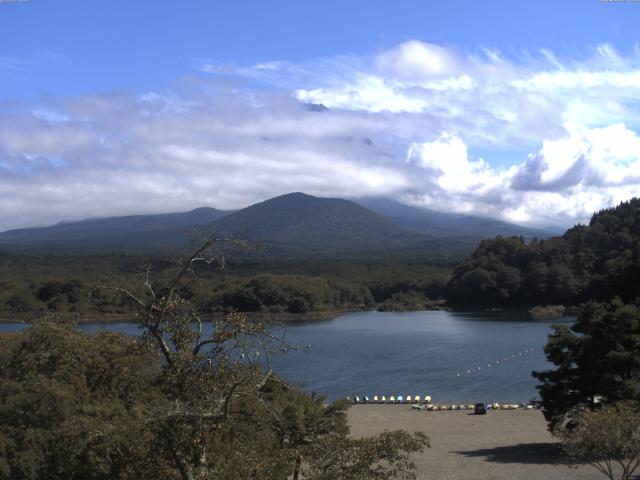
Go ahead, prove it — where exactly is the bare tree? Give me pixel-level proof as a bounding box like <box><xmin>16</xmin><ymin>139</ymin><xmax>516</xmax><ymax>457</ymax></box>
<box><xmin>101</xmin><ymin>239</ymin><xmax>293</xmax><ymax>480</ymax></box>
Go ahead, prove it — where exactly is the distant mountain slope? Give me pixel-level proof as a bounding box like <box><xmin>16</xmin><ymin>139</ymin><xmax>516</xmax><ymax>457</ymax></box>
<box><xmin>0</xmin><ymin>193</ymin><xmax>481</xmax><ymax>258</ymax></box>
<box><xmin>355</xmin><ymin>197</ymin><xmax>555</xmax><ymax>239</ymax></box>
<box><xmin>0</xmin><ymin>207</ymin><xmax>231</xmax><ymax>251</ymax></box>
<box><xmin>207</xmin><ymin>192</ymin><xmax>442</xmax><ymax>256</ymax></box>
<box><xmin>4</xmin><ymin>192</ymin><xmax>551</xmax><ymax>258</ymax></box>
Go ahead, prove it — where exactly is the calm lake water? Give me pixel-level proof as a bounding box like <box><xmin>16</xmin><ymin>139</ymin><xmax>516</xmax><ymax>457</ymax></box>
<box><xmin>1</xmin><ymin>310</ymin><xmax>568</xmax><ymax>404</ymax></box>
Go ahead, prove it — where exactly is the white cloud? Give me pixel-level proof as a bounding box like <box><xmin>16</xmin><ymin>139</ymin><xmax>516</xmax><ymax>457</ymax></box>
<box><xmin>375</xmin><ymin>41</ymin><xmax>462</xmax><ymax>80</ymax></box>
<box><xmin>407</xmin><ymin>133</ymin><xmax>498</xmax><ymax>192</ymax></box>
<box><xmin>406</xmin><ymin>124</ymin><xmax>640</xmax><ymax>227</ymax></box>
<box><xmin>296</xmin><ymin>76</ymin><xmax>428</xmax><ymax>114</ymax></box>
<box><xmin>2</xmin><ymin>41</ymin><xmax>640</xmax><ymax>231</ymax></box>
<box><xmin>0</xmin><ymin>88</ymin><xmax>411</xmax><ymax>230</ymax></box>
<box><xmin>512</xmin><ymin>123</ymin><xmax>640</xmax><ymax>191</ymax></box>
<box><xmin>284</xmin><ymin>41</ymin><xmax>640</xmax><ymax>146</ymax></box>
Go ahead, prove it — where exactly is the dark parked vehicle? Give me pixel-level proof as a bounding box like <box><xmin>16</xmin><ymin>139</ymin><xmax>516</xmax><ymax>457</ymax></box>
<box><xmin>474</xmin><ymin>402</ymin><xmax>487</xmax><ymax>415</ymax></box>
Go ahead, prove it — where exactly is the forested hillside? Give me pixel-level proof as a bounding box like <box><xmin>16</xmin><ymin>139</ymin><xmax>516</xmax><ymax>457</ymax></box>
<box><xmin>0</xmin><ymin>253</ymin><xmax>451</xmax><ymax>320</ymax></box>
<box><xmin>446</xmin><ymin>198</ymin><xmax>640</xmax><ymax>307</ymax></box>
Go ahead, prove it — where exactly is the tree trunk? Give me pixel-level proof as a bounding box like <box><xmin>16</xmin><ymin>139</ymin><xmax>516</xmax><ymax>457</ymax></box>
<box><xmin>293</xmin><ymin>456</ymin><xmax>301</xmax><ymax>480</ymax></box>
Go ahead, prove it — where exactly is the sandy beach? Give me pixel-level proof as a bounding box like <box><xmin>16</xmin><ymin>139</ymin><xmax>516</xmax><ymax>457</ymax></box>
<box><xmin>348</xmin><ymin>405</ymin><xmax>605</xmax><ymax>480</ymax></box>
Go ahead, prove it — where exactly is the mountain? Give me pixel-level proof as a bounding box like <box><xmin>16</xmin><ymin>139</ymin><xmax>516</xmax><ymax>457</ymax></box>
<box><xmin>205</xmin><ymin>192</ymin><xmax>439</xmax><ymax>256</ymax></box>
<box><xmin>0</xmin><ymin>193</ymin><xmax>480</xmax><ymax>258</ymax></box>
<box><xmin>0</xmin><ymin>207</ymin><xmax>231</xmax><ymax>252</ymax></box>
<box><xmin>355</xmin><ymin>197</ymin><xmax>555</xmax><ymax>239</ymax></box>
<box><xmin>3</xmin><ymin>193</ymin><xmax>551</xmax><ymax>258</ymax></box>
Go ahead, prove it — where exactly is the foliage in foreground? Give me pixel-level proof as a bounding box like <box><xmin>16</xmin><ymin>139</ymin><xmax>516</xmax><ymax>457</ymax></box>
<box><xmin>0</xmin><ymin>319</ymin><xmax>428</xmax><ymax>480</ymax></box>
<box><xmin>557</xmin><ymin>404</ymin><xmax>640</xmax><ymax>480</ymax></box>
<box><xmin>0</xmin><ymin>321</ymin><xmax>162</xmax><ymax>480</ymax></box>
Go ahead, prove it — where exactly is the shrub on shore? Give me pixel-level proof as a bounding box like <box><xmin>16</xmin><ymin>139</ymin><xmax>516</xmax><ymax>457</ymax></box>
<box><xmin>529</xmin><ymin>305</ymin><xmax>566</xmax><ymax>319</ymax></box>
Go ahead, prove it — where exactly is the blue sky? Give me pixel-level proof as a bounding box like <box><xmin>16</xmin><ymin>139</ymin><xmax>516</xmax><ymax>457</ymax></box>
<box><xmin>2</xmin><ymin>0</ymin><xmax>639</xmax><ymax>99</ymax></box>
<box><xmin>1</xmin><ymin>0</ymin><xmax>640</xmax><ymax>229</ymax></box>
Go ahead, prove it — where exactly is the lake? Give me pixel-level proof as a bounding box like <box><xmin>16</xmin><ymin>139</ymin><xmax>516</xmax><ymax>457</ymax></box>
<box><xmin>1</xmin><ymin>310</ymin><xmax>566</xmax><ymax>404</ymax></box>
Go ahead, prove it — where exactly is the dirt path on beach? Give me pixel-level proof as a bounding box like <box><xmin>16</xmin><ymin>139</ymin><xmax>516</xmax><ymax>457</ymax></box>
<box><xmin>348</xmin><ymin>405</ymin><xmax>609</xmax><ymax>480</ymax></box>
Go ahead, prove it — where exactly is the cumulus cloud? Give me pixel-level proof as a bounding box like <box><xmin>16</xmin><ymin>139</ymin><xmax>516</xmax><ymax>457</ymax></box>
<box><xmin>407</xmin><ymin>133</ymin><xmax>499</xmax><ymax>192</ymax></box>
<box><xmin>405</xmin><ymin>124</ymin><xmax>640</xmax><ymax>226</ymax></box>
<box><xmin>375</xmin><ymin>41</ymin><xmax>462</xmax><ymax>80</ymax></box>
<box><xmin>2</xmin><ymin>41</ymin><xmax>640</xmax><ymax>231</ymax></box>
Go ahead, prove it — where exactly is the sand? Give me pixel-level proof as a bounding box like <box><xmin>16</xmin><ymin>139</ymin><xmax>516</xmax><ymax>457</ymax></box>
<box><xmin>347</xmin><ymin>405</ymin><xmax>608</xmax><ymax>480</ymax></box>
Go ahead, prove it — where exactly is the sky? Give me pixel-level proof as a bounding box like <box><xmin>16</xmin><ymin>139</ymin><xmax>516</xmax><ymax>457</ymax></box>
<box><xmin>1</xmin><ymin>0</ymin><xmax>640</xmax><ymax>230</ymax></box>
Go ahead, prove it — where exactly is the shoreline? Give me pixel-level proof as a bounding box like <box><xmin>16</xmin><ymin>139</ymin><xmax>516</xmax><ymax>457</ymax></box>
<box><xmin>0</xmin><ymin>308</ymin><xmax>357</xmax><ymax>325</ymax></box>
<box><xmin>0</xmin><ymin>304</ymin><xmax>571</xmax><ymax>325</ymax></box>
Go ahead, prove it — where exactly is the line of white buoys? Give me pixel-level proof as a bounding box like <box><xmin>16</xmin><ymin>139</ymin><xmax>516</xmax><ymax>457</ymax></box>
<box><xmin>456</xmin><ymin>347</ymin><xmax>538</xmax><ymax>378</ymax></box>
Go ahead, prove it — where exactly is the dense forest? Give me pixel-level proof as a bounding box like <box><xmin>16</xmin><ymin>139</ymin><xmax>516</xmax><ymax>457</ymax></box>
<box><xmin>446</xmin><ymin>198</ymin><xmax>640</xmax><ymax>308</ymax></box>
<box><xmin>0</xmin><ymin>253</ymin><xmax>451</xmax><ymax>321</ymax></box>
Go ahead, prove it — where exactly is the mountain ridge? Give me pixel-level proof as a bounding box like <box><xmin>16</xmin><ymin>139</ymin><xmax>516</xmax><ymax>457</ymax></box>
<box><xmin>0</xmin><ymin>193</ymin><xmax>553</xmax><ymax>257</ymax></box>
<box><xmin>354</xmin><ymin>197</ymin><xmax>556</xmax><ymax>239</ymax></box>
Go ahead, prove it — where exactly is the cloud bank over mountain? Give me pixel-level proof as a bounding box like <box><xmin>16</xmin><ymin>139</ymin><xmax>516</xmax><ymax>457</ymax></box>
<box><xmin>1</xmin><ymin>41</ymin><xmax>639</xmax><ymax>230</ymax></box>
